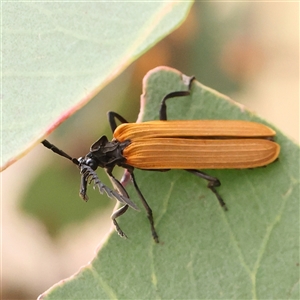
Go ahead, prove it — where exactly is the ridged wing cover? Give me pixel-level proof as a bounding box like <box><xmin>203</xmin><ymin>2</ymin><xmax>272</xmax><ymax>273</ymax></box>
<box><xmin>113</xmin><ymin>120</ymin><xmax>280</xmax><ymax>169</ymax></box>
<box><xmin>113</xmin><ymin>120</ymin><xmax>276</xmax><ymax>140</ymax></box>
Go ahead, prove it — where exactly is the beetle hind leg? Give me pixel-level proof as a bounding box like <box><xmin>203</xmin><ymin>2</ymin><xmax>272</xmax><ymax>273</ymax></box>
<box><xmin>185</xmin><ymin>169</ymin><xmax>228</xmax><ymax>210</ymax></box>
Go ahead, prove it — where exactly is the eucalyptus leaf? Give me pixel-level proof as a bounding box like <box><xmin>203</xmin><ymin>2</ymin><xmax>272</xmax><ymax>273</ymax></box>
<box><xmin>1</xmin><ymin>1</ymin><xmax>193</xmax><ymax>170</ymax></box>
<box><xmin>40</xmin><ymin>67</ymin><xmax>299</xmax><ymax>299</ymax></box>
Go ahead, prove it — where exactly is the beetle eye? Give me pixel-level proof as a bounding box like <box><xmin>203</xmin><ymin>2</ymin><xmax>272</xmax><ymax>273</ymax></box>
<box><xmin>85</xmin><ymin>158</ymin><xmax>98</xmax><ymax>170</ymax></box>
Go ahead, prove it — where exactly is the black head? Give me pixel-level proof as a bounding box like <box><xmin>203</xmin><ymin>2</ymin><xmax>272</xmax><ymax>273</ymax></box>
<box><xmin>41</xmin><ymin>139</ymin><xmax>102</xmax><ymax>201</ymax></box>
<box><xmin>41</xmin><ymin>138</ymin><xmax>134</xmax><ymax>207</ymax></box>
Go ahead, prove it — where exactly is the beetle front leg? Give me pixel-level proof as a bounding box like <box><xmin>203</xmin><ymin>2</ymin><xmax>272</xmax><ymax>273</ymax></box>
<box><xmin>107</xmin><ymin>111</ymin><xmax>129</xmax><ymax>132</ymax></box>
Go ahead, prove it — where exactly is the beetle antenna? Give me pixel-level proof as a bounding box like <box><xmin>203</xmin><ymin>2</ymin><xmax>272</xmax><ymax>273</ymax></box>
<box><xmin>80</xmin><ymin>164</ymin><xmax>138</xmax><ymax>210</ymax></box>
<box><xmin>41</xmin><ymin>140</ymin><xmax>79</xmax><ymax>165</ymax></box>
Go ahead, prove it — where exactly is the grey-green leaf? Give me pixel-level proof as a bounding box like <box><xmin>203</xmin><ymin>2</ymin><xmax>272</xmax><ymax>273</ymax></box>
<box><xmin>40</xmin><ymin>67</ymin><xmax>299</xmax><ymax>299</ymax></box>
<box><xmin>1</xmin><ymin>2</ymin><xmax>193</xmax><ymax>170</ymax></box>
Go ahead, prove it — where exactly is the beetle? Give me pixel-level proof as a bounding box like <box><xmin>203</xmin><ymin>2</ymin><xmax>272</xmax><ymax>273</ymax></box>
<box><xmin>42</xmin><ymin>76</ymin><xmax>280</xmax><ymax>243</ymax></box>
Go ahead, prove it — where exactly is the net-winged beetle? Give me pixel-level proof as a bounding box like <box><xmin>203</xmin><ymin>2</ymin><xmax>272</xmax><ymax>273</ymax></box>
<box><xmin>42</xmin><ymin>76</ymin><xmax>280</xmax><ymax>243</ymax></box>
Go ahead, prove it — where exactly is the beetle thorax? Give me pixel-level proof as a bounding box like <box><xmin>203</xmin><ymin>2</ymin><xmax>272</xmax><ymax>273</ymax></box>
<box><xmin>79</xmin><ymin>136</ymin><xmax>130</xmax><ymax>169</ymax></box>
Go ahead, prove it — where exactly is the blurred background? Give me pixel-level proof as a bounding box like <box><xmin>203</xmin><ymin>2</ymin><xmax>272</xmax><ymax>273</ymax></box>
<box><xmin>2</xmin><ymin>2</ymin><xmax>299</xmax><ymax>299</ymax></box>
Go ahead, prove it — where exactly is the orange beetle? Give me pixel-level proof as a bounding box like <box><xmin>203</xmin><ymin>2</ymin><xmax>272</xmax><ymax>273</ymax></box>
<box><xmin>42</xmin><ymin>76</ymin><xmax>280</xmax><ymax>242</ymax></box>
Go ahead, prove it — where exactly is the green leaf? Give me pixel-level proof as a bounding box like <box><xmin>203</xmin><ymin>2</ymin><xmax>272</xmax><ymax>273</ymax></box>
<box><xmin>1</xmin><ymin>1</ymin><xmax>193</xmax><ymax>171</ymax></box>
<box><xmin>40</xmin><ymin>67</ymin><xmax>299</xmax><ymax>299</ymax></box>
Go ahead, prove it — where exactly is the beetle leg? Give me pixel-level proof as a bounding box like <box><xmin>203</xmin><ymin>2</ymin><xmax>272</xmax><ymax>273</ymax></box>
<box><xmin>107</xmin><ymin>111</ymin><xmax>129</xmax><ymax>132</ymax></box>
<box><xmin>130</xmin><ymin>171</ymin><xmax>159</xmax><ymax>243</ymax></box>
<box><xmin>185</xmin><ymin>169</ymin><xmax>228</xmax><ymax>210</ymax></box>
<box><xmin>159</xmin><ymin>76</ymin><xmax>195</xmax><ymax>121</ymax></box>
<box><xmin>105</xmin><ymin>169</ymin><xmax>139</xmax><ymax>210</ymax></box>
<box><xmin>111</xmin><ymin>205</ymin><xmax>129</xmax><ymax>239</ymax></box>
<box><xmin>105</xmin><ymin>168</ymin><xmax>141</xmax><ymax>239</ymax></box>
